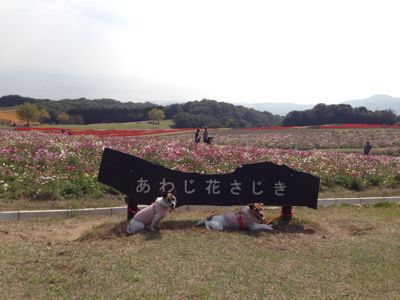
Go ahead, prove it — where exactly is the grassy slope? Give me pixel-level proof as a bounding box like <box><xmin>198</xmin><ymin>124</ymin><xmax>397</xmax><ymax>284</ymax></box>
<box><xmin>36</xmin><ymin>119</ymin><xmax>175</xmax><ymax>130</ymax></box>
<box><xmin>0</xmin><ymin>106</ymin><xmax>175</xmax><ymax>129</ymax></box>
<box><xmin>0</xmin><ymin>205</ymin><xmax>399</xmax><ymax>299</ymax></box>
<box><xmin>0</xmin><ymin>109</ymin><xmax>20</xmax><ymax>124</ymax></box>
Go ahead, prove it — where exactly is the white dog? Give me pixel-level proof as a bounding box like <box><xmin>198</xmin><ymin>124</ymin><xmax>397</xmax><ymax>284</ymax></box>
<box><xmin>127</xmin><ymin>192</ymin><xmax>177</xmax><ymax>235</ymax></box>
<box><xmin>196</xmin><ymin>203</ymin><xmax>273</xmax><ymax>231</ymax></box>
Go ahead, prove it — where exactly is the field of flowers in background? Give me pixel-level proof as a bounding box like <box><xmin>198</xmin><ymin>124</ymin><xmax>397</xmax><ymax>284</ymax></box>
<box><xmin>1</xmin><ymin>127</ymin><xmax>400</xmax><ymax>201</ymax></box>
<box><xmin>216</xmin><ymin>128</ymin><xmax>400</xmax><ymax>150</ymax></box>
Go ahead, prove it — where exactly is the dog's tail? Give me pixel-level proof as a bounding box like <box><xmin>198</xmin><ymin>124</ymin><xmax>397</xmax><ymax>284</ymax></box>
<box><xmin>195</xmin><ymin>219</ymin><xmax>206</xmax><ymax>226</ymax></box>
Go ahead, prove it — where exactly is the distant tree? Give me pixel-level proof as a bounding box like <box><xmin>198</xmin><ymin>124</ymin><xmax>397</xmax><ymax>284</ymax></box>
<box><xmin>148</xmin><ymin>108</ymin><xmax>165</xmax><ymax>124</ymax></box>
<box><xmin>38</xmin><ymin>108</ymin><xmax>50</xmax><ymax>123</ymax></box>
<box><xmin>164</xmin><ymin>103</ymin><xmax>183</xmax><ymax>118</ymax></box>
<box><xmin>172</xmin><ymin>113</ymin><xmax>195</xmax><ymax>128</ymax></box>
<box><xmin>16</xmin><ymin>102</ymin><xmax>41</xmax><ymax>126</ymax></box>
<box><xmin>225</xmin><ymin>118</ymin><xmax>238</xmax><ymax>128</ymax></box>
<box><xmin>57</xmin><ymin>112</ymin><xmax>70</xmax><ymax>124</ymax></box>
<box><xmin>68</xmin><ymin>114</ymin><xmax>84</xmax><ymax>125</ymax></box>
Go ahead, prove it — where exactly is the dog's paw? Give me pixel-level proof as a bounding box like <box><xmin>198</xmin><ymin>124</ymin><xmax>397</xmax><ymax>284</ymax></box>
<box><xmin>265</xmin><ymin>225</ymin><xmax>274</xmax><ymax>230</ymax></box>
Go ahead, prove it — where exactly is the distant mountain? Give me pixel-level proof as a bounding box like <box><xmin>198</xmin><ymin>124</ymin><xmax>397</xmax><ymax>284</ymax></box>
<box><xmin>150</xmin><ymin>100</ymin><xmax>186</xmax><ymax>106</ymax></box>
<box><xmin>342</xmin><ymin>94</ymin><xmax>400</xmax><ymax>114</ymax></box>
<box><xmin>237</xmin><ymin>102</ymin><xmax>314</xmax><ymax>116</ymax></box>
<box><xmin>238</xmin><ymin>94</ymin><xmax>400</xmax><ymax>115</ymax></box>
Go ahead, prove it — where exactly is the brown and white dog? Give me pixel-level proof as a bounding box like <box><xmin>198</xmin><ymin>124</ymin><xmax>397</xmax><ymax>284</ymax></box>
<box><xmin>196</xmin><ymin>203</ymin><xmax>273</xmax><ymax>231</ymax></box>
<box><xmin>127</xmin><ymin>192</ymin><xmax>177</xmax><ymax>235</ymax></box>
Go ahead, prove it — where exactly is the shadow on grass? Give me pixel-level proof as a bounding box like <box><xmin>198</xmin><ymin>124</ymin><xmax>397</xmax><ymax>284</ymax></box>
<box><xmin>272</xmin><ymin>223</ymin><xmax>316</xmax><ymax>235</ymax></box>
<box><xmin>78</xmin><ymin>218</ymin><xmax>316</xmax><ymax>241</ymax></box>
<box><xmin>159</xmin><ymin>219</ymin><xmax>198</xmax><ymax>229</ymax></box>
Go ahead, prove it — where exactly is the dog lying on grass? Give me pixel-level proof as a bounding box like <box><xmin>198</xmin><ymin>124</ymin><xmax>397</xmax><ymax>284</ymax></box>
<box><xmin>196</xmin><ymin>203</ymin><xmax>273</xmax><ymax>231</ymax></box>
<box><xmin>127</xmin><ymin>192</ymin><xmax>177</xmax><ymax>235</ymax></box>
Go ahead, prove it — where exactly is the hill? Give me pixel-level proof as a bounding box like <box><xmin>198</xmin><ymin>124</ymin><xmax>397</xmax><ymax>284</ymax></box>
<box><xmin>282</xmin><ymin>103</ymin><xmax>398</xmax><ymax>126</ymax></box>
<box><xmin>0</xmin><ymin>95</ymin><xmax>281</xmax><ymax>128</ymax></box>
<box><xmin>238</xmin><ymin>102</ymin><xmax>313</xmax><ymax>116</ymax></box>
<box><xmin>236</xmin><ymin>95</ymin><xmax>400</xmax><ymax>115</ymax></box>
<box><xmin>342</xmin><ymin>94</ymin><xmax>400</xmax><ymax>114</ymax></box>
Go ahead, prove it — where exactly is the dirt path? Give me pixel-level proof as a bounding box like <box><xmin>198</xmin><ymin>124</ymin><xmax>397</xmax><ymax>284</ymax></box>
<box><xmin>0</xmin><ymin>216</ymin><xmax>120</xmax><ymax>244</ymax></box>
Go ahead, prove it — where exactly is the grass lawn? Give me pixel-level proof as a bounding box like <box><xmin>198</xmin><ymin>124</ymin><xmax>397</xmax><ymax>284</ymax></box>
<box><xmin>0</xmin><ymin>205</ymin><xmax>399</xmax><ymax>299</ymax></box>
<box><xmin>35</xmin><ymin>119</ymin><xmax>175</xmax><ymax>130</ymax></box>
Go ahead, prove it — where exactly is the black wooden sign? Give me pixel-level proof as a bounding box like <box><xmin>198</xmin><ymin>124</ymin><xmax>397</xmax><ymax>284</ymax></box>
<box><xmin>98</xmin><ymin>148</ymin><xmax>320</xmax><ymax>209</ymax></box>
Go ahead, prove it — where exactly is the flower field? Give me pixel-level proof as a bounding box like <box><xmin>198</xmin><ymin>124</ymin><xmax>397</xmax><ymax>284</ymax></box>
<box><xmin>15</xmin><ymin>127</ymin><xmax>191</xmax><ymax>137</ymax></box>
<box><xmin>1</xmin><ymin>128</ymin><xmax>400</xmax><ymax>200</ymax></box>
<box><xmin>214</xmin><ymin>128</ymin><xmax>400</xmax><ymax>150</ymax></box>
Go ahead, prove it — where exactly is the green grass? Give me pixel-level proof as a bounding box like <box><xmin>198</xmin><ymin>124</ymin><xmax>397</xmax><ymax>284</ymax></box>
<box><xmin>0</xmin><ymin>206</ymin><xmax>399</xmax><ymax>299</ymax></box>
<box><xmin>35</xmin><ymin>119</ymin><xmax>175</xmax><ymax>130</ymax></box>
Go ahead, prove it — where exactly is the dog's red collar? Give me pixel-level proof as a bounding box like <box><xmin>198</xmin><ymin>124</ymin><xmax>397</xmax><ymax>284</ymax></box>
<box><xmin>128</xmin><ymin>207</ymin><xmax>139</xmax><ymax>215</ymax></box>
<box><xmin>236</xmin><ymin>212</ymin><xmax>247</xmax><ymax>229</ymax></box>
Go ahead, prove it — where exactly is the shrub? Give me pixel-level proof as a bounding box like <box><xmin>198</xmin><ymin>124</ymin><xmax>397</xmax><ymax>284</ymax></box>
<box><xmin>366</xmin><ymin>174</ymin><xmax>383</xmax><ymax>186</ymax></box>
<box><xmin>337</xmin><ymin>175</ymin><xmax>364</xmax><ymax>191</ymax></box>
<box><xmin>32</xmin><ymin>189</ymin><xmax>59</xmax><ymax>201</ymax></box>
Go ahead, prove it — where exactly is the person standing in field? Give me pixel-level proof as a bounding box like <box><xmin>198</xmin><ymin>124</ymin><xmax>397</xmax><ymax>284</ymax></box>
<box><xmin>203</xmin><ymin>128</ymin><xmax>209</xmax><ymax>143</ymax></box>
<box><xmin>194</xmin><ymin>129</ymin><xmax>201</xmax><ymax>143</ymax></box>
<box><xmin>364</xmin><ymin>141</ymin><xmax>372</xmax><ymax>155</ymax></box>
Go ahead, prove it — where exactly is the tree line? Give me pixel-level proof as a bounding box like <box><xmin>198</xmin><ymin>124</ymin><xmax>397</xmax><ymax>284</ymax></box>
<box><xmin>1</xmin><ymin>95</ymin><xmax>398</xmax><ymax>127</ymax></box>
<box><xmin>281</xmin><ymin>103</ymin><xmax>397</xmax><ymax>126</ymax></box>
<box><xmin>0</xmin><ymin>95</ymin><xmax>280</xmax><ymax>127</ymax></box>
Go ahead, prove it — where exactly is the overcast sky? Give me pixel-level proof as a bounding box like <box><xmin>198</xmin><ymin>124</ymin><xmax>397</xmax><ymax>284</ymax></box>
<box><xmin>0</xmin><ymin>0</ymin><xmax>399</xmax><ymax>104</ymax></box>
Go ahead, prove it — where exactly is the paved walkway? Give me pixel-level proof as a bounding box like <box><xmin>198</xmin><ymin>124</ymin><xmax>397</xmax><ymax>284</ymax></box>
<box><xmin>1</xmin><ymin>197</ymin><xmax>399</xmax><ymax>221</ymax></box>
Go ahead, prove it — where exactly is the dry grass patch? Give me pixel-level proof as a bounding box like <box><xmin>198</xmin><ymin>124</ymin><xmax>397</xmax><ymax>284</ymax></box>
<box><xmin>0</xmin><ymin>109</ymin><xmax>20</xmax><ymax>124</ymax></box>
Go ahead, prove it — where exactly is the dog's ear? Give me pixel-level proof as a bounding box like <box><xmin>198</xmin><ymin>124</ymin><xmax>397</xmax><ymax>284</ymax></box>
<box><xmin>248</xmin><ymin>203</ymin><xmax>256</xmax><ymax>209</ymax></box>
<box><xmin>162</xmin><ymin>189</ymin><xmax>177</xmax><ymax>200</ymax></box>
<box><xmin>168</xmin><ymin>188</ymin><xmax>177</xmax><ymax>198</ymax></box>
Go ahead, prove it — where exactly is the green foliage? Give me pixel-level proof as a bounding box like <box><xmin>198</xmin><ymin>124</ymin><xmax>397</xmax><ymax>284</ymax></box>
<box><xmin>172</xmin><ymin>99</ymin><xmax>281</xmax><ymax>128</ymax></box>
<box><xmin>1</xmin><ymin>95</ymin><xmax>157</xmax><ymax>124</ymax></box>
<box><xmin>16</xmin><ymin>102</ymin><xmax>41</xmax><ymax>126</ymax></box>
<box><xmin>282</xmin><ymin>103</ymin><xmax>398</xmax><ymax>126</ymax></box>
<box><xmin>61</xmin><ymin>177</ymin><xmax>98</xmax><ymax>198</ymax></box>
<box><xmin>147</xmin><ymin>108</ymin><xmax>165</xmax><ymax>124</ymax></box>
<box><xmin>3</xmin><ymin>96</ymin><xmax>284</xmax><ymax>127</ymax></box>
<box><xmin>3</xmin><ymin>95</ymin><xmax>400</xmax><ymax>127</ymax></box>
<box><xmin>366</xmin><ymin>174</ymin><xmax>383</xmax><ymax>186</ymax></box>
<box><xmin>336</xmin><ymin>175</ymin><xmax>364</xmax><ymax>190</ymax></box>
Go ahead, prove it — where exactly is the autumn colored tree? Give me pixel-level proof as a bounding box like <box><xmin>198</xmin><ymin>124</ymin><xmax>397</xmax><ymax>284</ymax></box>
<box><xmin>39</xmin><ymin>108</ymin><xmax>49</xmax><ymax>123</ymax></box>
<box><xmin>57</xmin><ymin>112</ymin><xmax>70</xmax><ymax>124</ymax></box>
<box><xmin>16</xmin><ymin>102</ymin><xmax>41</xmax><ymax>126</ymax></box>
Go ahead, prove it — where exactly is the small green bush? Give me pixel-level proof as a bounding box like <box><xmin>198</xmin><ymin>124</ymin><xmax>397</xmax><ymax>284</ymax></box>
<box><xmin>337</xmin><ymin>175</ymin><xmax>364</xmax><ymax>191</ymax></box>
<box><xmin>366</xmin><ymin>174</ymin><xmax>383</xmax><ymax>187</ymax></box>
<box><xmin>32</xmin><ymin>189</ymin><xmax>59</xmax><ymax>201</ymax></box>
